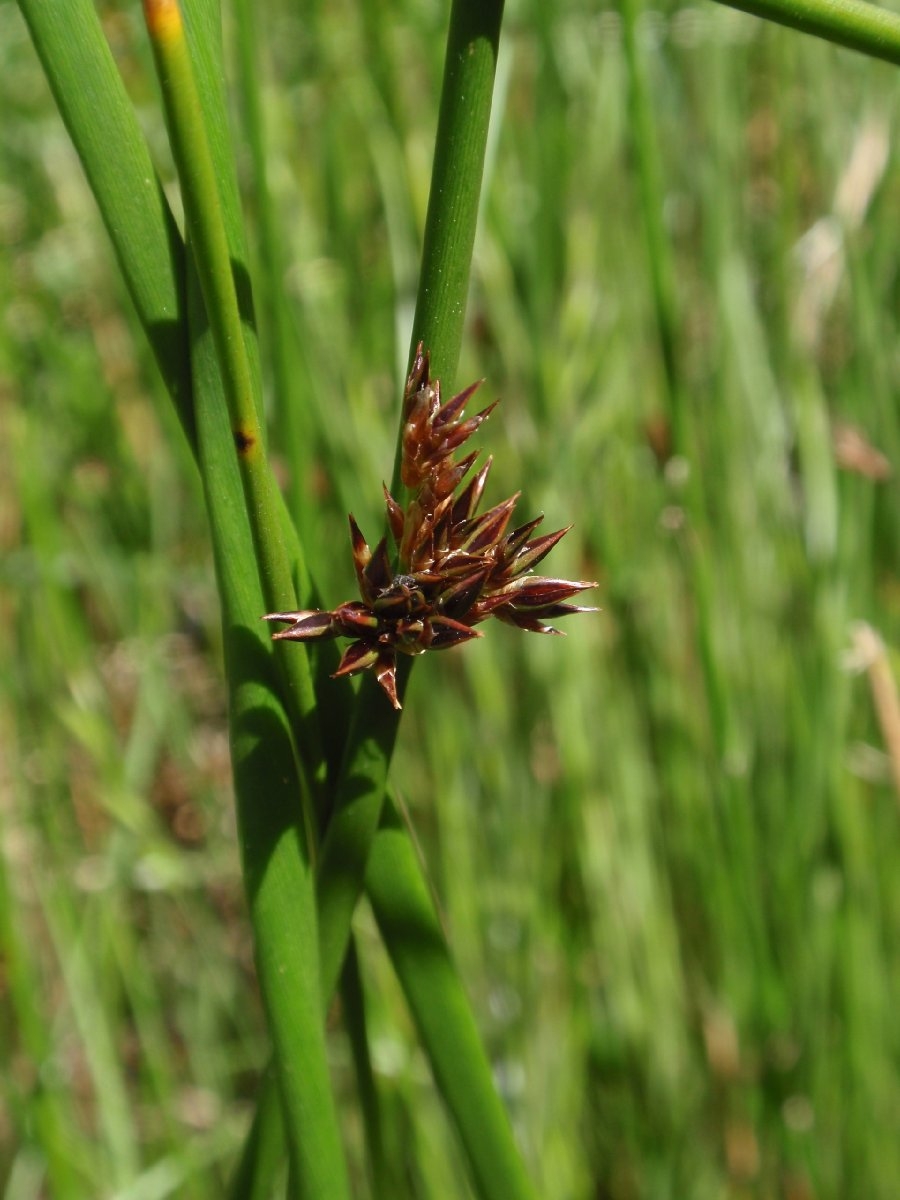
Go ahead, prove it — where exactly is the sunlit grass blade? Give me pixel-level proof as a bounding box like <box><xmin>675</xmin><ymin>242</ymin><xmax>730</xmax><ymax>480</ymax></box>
<box><xmin>365</xmin><ymin>794</ymin><xmax>538</xmax><ymax>1200</ymax></box>
<box><xmin>141</xmin><ymin>0</ymin><xmax>324</xmax><ymax>786</ymax></box>
<box><xmin>17</xmin><ymin>0</ymin><xmax>194</xmax><ymax>446</ymax></box>
<box><xmin>187</xmin><ymin>261</ymin><xmax>350</xmax><ymax>1199</ymax></box>
<box><xmin>713</xmin><ymin>0</ymin><xmax>900</xmax><ymax>63</ymax></box>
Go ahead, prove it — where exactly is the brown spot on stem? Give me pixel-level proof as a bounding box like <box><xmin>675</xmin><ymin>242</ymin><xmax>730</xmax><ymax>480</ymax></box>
<box><xmin>233</xmin><ymin>429</ymin><xmax>255</xmax><ymax>454</ymax></box>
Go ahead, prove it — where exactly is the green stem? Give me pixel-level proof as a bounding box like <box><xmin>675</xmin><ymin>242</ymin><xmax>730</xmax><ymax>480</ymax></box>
<box><xmin>315</xmin><ymin>661</ymin><xmax>409</xmax><ymax>1002</ymax></box>
<box><xmin>315</xmin><ymin>0</ymin><xmax>505</xmax><ymax>1018</ymax></box>
<box><xmin>143</xmin><ymin>0</ymin><xmax>322</xmax><ymax>796</ymax></box>
<box><xmin>17</xmin><ymin>0</ymin><xmax>194</xmax><ymax>447</ymax></box>
<box><xmin>226</xmin><ymin>1062</ymin><xmax>285</xmax><ymax>1200</ymax></box>
<box><xmin>619</xmin><ymin>0</ymin><xmax>686</xmax><ymax>456</ymax></box>
<box><xmin>231</xmin><ymin>0</ymin><xmax>310</xmax><ymax>524</ymax></box>
<box><xmin>188</xmin><ymin>261</ymin><xmax>349</xmax><ymax>1200</ymax></box>
<box><xmin>339</xmin><ymin>937</ymin><xmax>390</xmax><ymax>1198</ymax></box>
<box><xmin>619</xmin><ymin>0</ymin><xmax>731</xmax><ymax>759</ymax></box>
<box><xmin>711</xmin><ymin>0</ymin><xmax>900</xmax><ymax>64</ymax></box>
<box><xmin>146</xmin><ymin>3</ymin><xmax>348</xmax><ymax>1193</ymax></box>
<box><xmin>365</xmin><ymin>794</ymin><xmax>538</xmax><ymax>1200</ymax></box>
<box><xmin>392</xmin><ymin>0</ymin><xmax>507</xmax><ymax>497</ymax></box>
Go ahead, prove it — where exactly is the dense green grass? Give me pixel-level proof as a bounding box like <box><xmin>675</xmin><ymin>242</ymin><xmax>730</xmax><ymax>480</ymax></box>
<box><xmin>3</xmin><ymin>0</ymin><xmax>900</xmax><ymax>1196</ymax></box>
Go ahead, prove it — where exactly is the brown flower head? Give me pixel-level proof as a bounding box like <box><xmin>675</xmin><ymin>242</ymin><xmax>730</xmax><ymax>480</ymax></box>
<box><xmin>265</xmin><ymin>345</ymin><xmax>597</xmax><ymax>709</ymax></box>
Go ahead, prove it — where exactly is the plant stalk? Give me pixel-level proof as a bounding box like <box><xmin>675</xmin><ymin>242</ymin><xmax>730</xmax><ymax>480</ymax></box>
<box><xmin>713</xmin><ymin>0</ymin><xmax>900</xmax><ymax>64</ymax></box>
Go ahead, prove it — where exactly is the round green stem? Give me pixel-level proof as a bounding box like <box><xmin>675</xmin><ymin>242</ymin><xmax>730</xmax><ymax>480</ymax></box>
<box><xmin>712</xmin><ymin>0</ymin><xmax>900</xmax><ymax>65</ymax></box>
<box><xmin>143</xmin><ymin>0</ymin><xmax>322</xmax><ymax>789</ymax></box>
<box><xmin>316</xmin><ymin>0</ymin><xmax>506</xmax><ymax>1013</ymax></box>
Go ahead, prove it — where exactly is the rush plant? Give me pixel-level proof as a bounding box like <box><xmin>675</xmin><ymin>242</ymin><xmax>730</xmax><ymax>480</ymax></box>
<box><xmin>13</xmin><ymin>0</ymin><xmax>900</xmax><ymax>1196</ymax></box>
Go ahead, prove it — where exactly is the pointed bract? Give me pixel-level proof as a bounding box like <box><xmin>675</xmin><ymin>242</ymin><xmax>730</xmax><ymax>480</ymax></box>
<box><xmin>333</xmin><ymin>641</ymin><xmax>381</xmax><ymax>678</ymax></box>
<box><xmin>506</xmin><ymin>526</ymin><xmax>572</xmax><ymax>575</ymax></box>
<box><xmin>383</xmin><ymin>485</ymin><xmax>405</xmax><ymax>544</ymax></box>
<box><xmin>265</xmin><ymin>610</ymin><xmax>341</xmax><ymax>640</ymax></box>
<box><xmin>363</xmin><ymin>535</ymin><xmax>393</xmax><ymax>595</ymax></box>
<box><xmin>375</xmin><ymin>657</ymin><xmax>401</xmax><ymax>709</ymax></box>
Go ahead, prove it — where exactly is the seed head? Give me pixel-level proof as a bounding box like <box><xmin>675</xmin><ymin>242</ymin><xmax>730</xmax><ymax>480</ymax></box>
<box><xmin>265</xmin><ymin>345</ymin><xmax>597</xmax><ymax>709</ymax></box>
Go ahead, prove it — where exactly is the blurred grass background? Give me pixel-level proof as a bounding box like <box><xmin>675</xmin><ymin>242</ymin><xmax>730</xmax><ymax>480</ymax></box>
<box><xmin>2</xmin><ymin>0</ymin><xmax>900</xmax><ymax>1197</ymax></box>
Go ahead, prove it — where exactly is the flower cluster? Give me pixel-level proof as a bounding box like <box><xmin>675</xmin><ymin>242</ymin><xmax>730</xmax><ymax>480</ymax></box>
<box><xmin>265</xmin><ymin>345</ymin><xmax>597</xmax><ymax>709</ymax></box>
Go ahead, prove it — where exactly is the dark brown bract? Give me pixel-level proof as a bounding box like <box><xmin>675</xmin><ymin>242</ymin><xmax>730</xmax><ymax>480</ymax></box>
<box><xmin>265</xmin><ymin>345</ymin><xmax>597</xmax><ymax>709</ymax></box>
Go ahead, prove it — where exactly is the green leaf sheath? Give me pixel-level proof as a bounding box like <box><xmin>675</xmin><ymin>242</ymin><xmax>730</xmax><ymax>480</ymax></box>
<box><xmin>17</xmin><ymin>0</ymin><xmax>194</xmax><ymax>447</ymax></box>
<box><xmin>712</xmin><ymin>0</ymin><xmax>900</xmax><ymax>64</ymax></box>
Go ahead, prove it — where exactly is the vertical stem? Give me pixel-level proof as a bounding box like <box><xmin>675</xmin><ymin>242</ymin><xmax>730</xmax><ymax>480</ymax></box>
<box><xmin>316</xmin><ymin>0</ymin><xmax>505</xmax><ymax>1004</ymax></box>
<box><xmin>143</xmin><ymin>0</ymin><xmax>322</xmax><ymax>787</ymax></box>
<box><xmin>392</xmin><ymin>0</ymin><xmax>506</xmax><ymax>497</ymax></box>
<box><xmin>226</xmin><ymin>1062</ymin><xmax>285</xmax><ymax>1200</ymax></box>
<box><xmin>619</xmin><ymin>0</ymin><xmax>731</xmax><ymax>759</ymax></box>
<box><xmin>619</xmin><ymin>0</ymin><xmax>686</xmax><ymax>455</ymax></box>
<box><xmin>340</xmin><ymin>937</ymin><xmax>390</xmax><ymax>1198</ymax></box>
<box><xmin>365</xmin><ymin>794</ymin><xmax>538</xmax><ymax>1200</ymax></box>
<box><xmin>712</xmin><ymin>0</ymin><xmax>900</xmax><ymax>63</ymax></box>
<box><xmin>145</xmin><ymin>4</ymin><xmax>348</xmax><ymax>1193</ymax></box>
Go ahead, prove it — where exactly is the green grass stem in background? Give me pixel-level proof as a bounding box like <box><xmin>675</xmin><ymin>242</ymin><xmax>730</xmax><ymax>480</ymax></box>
<box><xmin>714</xmin><ymin>0</ymin><xmax>900</xmax><ymax>63</ymax></box>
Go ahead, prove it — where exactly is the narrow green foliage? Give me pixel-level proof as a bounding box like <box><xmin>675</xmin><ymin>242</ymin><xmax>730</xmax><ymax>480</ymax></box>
<box><xmin>226</xmin><ymin>1063</ymin><xmax>285</xmax><ymax>1200</ymax></box>
<box><xmin>12</xmin><ymin>2</ymin><xmax>900</xmax><ymax>1198</ymax></box>
<box><xmin>396</xmin><ymin>0</ymin><xmax>506</xmax><ymax>493</ymax></box>
<box><xmin>188</xmin><ymin>262</ymin><xmax>349</xmax><ymax>1199</ymax></box>
<box><xmin>714</xmin><ymin>0</ymin><xmax>900</xmax><ymax>63</ymax></box>
<box><xmin>339</xmin><ymin>938</ymin><xmax>389</xmax><ymax>1198</ymax></box>
<box><xmin>142</xmin><ymin>3</ymin><xmax>348</xmax><ymax>1192</ymax></box>
<box><xmin>142</xmin><ymin>0</ymin><xmax>322</xmax><ymax>785</ymax></box>
<box><xmin>366</xmin><ymin>795</ymin><xmax>540</xmax><ymax>1200</ymax></box>
<box><xmin>17</xmin><ymin>0</ymin><xmax>194</xmax><ymax>444</ymax></box>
